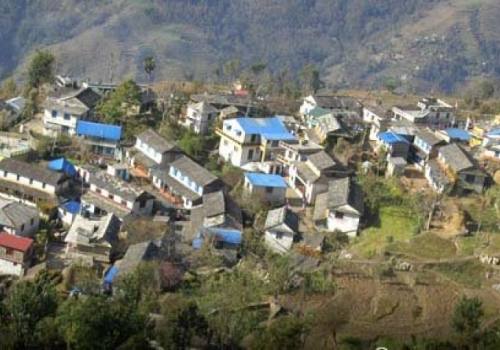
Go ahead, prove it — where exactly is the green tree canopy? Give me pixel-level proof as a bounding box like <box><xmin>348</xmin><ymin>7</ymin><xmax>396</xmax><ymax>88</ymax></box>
<box><xmin>97</xmin><ymin>79</ymin><xmax>142</xmax><ymax>123</ymax></box>
<box><xmin>27</xmin><ymin>50</ymin><xmax>55</xmax><ymax>89</ymax></box>
<box><xmin>452</xmin><ymin>296</ymin><xmax>484</xmax><ymax>345</ymax></box>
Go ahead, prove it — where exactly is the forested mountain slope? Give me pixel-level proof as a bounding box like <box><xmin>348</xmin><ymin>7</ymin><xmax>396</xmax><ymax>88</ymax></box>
<box><xmin>1</xmin><ymin>0</ymin><xmax>500</xmax><ymax>92</ymax></box>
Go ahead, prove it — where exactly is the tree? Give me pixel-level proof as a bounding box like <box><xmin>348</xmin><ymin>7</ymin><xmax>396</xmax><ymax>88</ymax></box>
<box><xmin>97</xmin><ymin>79</ymin><xmax>142</xmax><ymax>123</ymax></box>
<box><xmin>300</xmin><ymin>64</ymin><xmax>323</xmax><ymax>94</ymax></box>
<box><xmin>0</xmin><ymin>77</ymin><xmax>18</xmax><ymax>99</ymax></box>
<box><xmin>27</xmin><ymin>50</ymin><xmax>55</xmax><ymax>89</ymax></box>
<box><xmin>2</xmin><ymin>271</ymin><xmax>59</xmax><ymax>348</ymax></box>
<box><xmin>477</xmin><ymin>80</ymin><xmax>495</xmax><ymax>100</ymax></box>
<box><xmin>452</xmin><ymin>296</ymin><xmax>484</xmax><ymax>345</ymax></box>
<box><xmin>143</xmin><ymin>56</ymin><xmax>156</xmax><ymax>82</ymax></box>
<box><xmin>178</xmin><ymin>131</ymin><xmax>204</xmax><ymax>159</ymax></box>
<box><xmin>247</xmin><ymin>316</ymin><xmax>310</xmax><ymax>350</ymax></box>
<box><xmin>56</xmin><ymin>296</ymin><xmax>146</xmax><ymax>350</ymax></box>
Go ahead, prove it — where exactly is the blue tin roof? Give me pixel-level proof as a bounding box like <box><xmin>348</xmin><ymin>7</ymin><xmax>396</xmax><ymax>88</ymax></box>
<box><xmin>76</xmin><ymin>120</ymin><xmax>122</xmax><ymax>141</ymax></box>
<box><xmin>193</xmin><ymin>227</ymin><xmax>243</xmax><ymax>249</ymax></box>
<box><xmin>486</xmin><ymin>128</ymin><xmax>500</xmax><ymax>137</ymax></box>
<box><xmin>378</xmin><ymin>131</ymin><xmax>409</xmax><ymax>145</ymax></box>
<box><xmin>244</xmin><ymin>172</ymin><xmax>287</xmax><ymax>188</ymax></box>
<box><xmin>103</xmin><ymin>265</ymin><xmax>119</xmax><ymax>284</ymax></box>
<box><xmin>61</xmin><ymin>200</ymin><xmax>81</xmax><ymax>214</ymax></box>
<box><xmin>48</xmin><ymin>158</ymin><xmax>77</xmax><ymax>176</ymax></box>
<box><xmin>234</xmin><ymin>117</ymin><xmax>296</xmax><ymax>141</ymax></box>
<box><xmin>445</xmin><ymin>128</ymin><xmax>470</xmax><ymax>142</ymax></box>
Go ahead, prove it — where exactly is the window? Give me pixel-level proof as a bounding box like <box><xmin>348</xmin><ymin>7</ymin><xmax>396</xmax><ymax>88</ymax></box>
<box><xmin>271</xmin><ymin>140</ymin><xmax>279</xmax><ymax>147</ymax></box>
<box><xmin>225</xmin><ymin>124</ymin><xmax>232</xmax><ymax>131</ymax></box>
<box><xmin>139</xmin><ymin>200</ymin><xmax>146</xmax><ymax>209</ymax></box>
<box><xmin>16</xmin><ymin>175</ymin><xmax>20</xmax><ymax>181</ymax></box>
<box><xmin>465</xmin><ymin>174</ymin><xmax>475</xmax><ymax>183</ymax></box>
<box><xmin>108</xmin><ymin>194</ymin><xmax>114</xmax><ymax>200</ymax></box>
<box><xmin>6</xmin><ymin>247</ymin><xmax>13</xmax><ymax>256</ymax></box>
<box><xmin>51</xmin><ymin>110</ymin><xmax>57</xmax><ymax>118</ymax></box>
<box><xmin>29</xmin><ymin>178</ymin><xmax>33</xmax><ymax>185</ymax></box>
<box><xmin>42</xmin><ymin>183</ymin><xmax>46</xmax><ymax>189</ymax></box>
<box><xmin>236</xmin><ymin>131</ymin><xmax>242</xmax><ymax>137</ymax></box>
<box><xmin>233</xmin><ymin>145</ymin><xmax>238</xmax><ymax>152</ymax></box>
<box><xmin>30</xmin><ymin>218</ymin><xmax>34</xmax><ymax>226</ymax></box>
<box><xmin>248</xmin><ymin>149</ymin><xmax>254</xmax><ymax>160</ymax></box>
<box><xmin>223</xmin><ymin>140</ymin><xmax>228</xmax><ymax>146</ymax></box>
<box><xmin>21</xmin><ymin>224</ymin><xmax>25</xmax><ymax>232</ymax></box>
<box><xmin>265</xmin><ymin>187</ymin><xmax>274</xmax><ymax>194</ymax></box>
<box><xmin>63</xmin><ymin>113</ymin><xmax>71</xmax><ymax>120</ymax></box>
<box><xmin>3</xmin><ymin>171</ymin><xmax>7</xmax><ymax>177</ymax></box>
<box><xmin>250</xmin><ymin>134</ymin><xmax>257</xmax><ymax>143</ymax></box>
<box><xmin>276</xmin><ymin>232</ymin><xmax>284</xmax><ymax>239</ymax></box>
<box><xmin>96</xmin><ymin>188</ymin><xmax>101</xmax><ymax>194</ymax></box>
<box><xmin>334</xmin><ymin>211</ymin><xmax>344</xmax><ymax>219</ymax></box>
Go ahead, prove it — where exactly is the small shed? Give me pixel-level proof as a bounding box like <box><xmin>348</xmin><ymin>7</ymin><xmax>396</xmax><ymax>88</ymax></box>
<box><xmin>386</xmin><ymin>157</ymin><xmax>407</xmax><ymax>177</ymax></box>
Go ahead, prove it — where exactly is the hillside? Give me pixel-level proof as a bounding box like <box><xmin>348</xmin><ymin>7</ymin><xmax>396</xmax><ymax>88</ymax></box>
<box><xmin>1</xmin><ymin>0</ymin><xmax>500</xmax><ymax>92</ymax></box>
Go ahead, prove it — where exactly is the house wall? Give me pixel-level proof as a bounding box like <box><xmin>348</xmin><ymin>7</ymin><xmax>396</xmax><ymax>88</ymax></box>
<box><xmin>299</xmin><ymin>96</ymin><xmax>316</xmax><ymax>116</ymax></box>
<box><xmin>169</xmin><ymin>166</ymin><xmax>204</xmax><ymax>196</ymax></box>
<box><xmin>3</xmin><ymin>215</ymin><xmax>39</xmax><ymax>237</ymax></box>
<box><xmin>58</xmin><ymin>207</ymin><xmax>77</xmax><ymax>226</ymax></box>
<box><xmin>131</xmin><ymin>198</ymin><xmax>154</xmax><ymax>215</ymax></box>
<box><xmin>90</xmin><ymin>183</ymin><xmax>134</xmax><ymax>210</ymax></box>
<box><xmin>326</xmin><ymin>211</ymin><xmax>360</xmax><ymax>237</ymax></box>
<box><xmin>219</xmin><ymin>136</ymin><xmax>261</xmax><ymax>167</ymax></box>
<box><xmin>0</xmin><ymin>258</ymin><xmax>24</xmax><ymax>276</ymax></box>
<box><xmin>244</xmin><ymin>180</ymin><xmax>286</xmax><ymax>206</ymax></box>
<box><xmin>265</xmin><ymin>230</ymin><xmax>294</xmax><ymax>254</ymax></box>
<box><xmin>43</xmin><ymin>109</ymin><xmax>80</xmax><ymax>135</ymax></box>
<box><xmin>135</xmin><ymin>138</ymin><xmax>164</xmax><ymax>164</ymax></box>
<box><xmin>0</xmin><ymin>170</ymin><xmax>58</xmax><ymax>195</ymax></box>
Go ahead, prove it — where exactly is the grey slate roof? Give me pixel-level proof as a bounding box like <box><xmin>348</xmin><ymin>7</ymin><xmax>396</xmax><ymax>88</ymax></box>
<box><xmin>203</xmin><ymin>191</ymin><xmax>225</xmax><ymax>218</ymax></box>
<box><xmin>416</xmin><ymin>130</ymin><xmax>443</xmax><ymax>147</ymax></box>
<box><xmin>264</xmin><ymin>206</ymin><xmax>299</xmax><ymax>232</ymax></box>
<box><xmin>190</xmin><ymin>101</ymin><xmax>218</xmax><ymax>114</ymax></box>
<box><xmin>115</xmin><ymin>240</ymin><xmax>160</xmax><ymax>276</ymax></box>
<box><xmin>136</xmin><ymin>129</ymin><xmax>176</xmax><ymax>154</ymax></box>
<box><xmin>0</xmin><ymin>198</ymin><xmax>39</xmax><ymax>228</ymax></box>
<box><xmin>439</xmin><ymin>143</ymin><xmax>475</xmax><ymax>172</ymax></box>
<box><xmin>170</xmin><ymin>156</ymin><xmax>218</xmax><ymax>187</ymax></box>
<box><xmin>326</xmin><ymin>177</ymin><xmax>363</xmax><ymax>214</ymax></box>
<box><xmin>295</xmin><ymin>162</ymin><xmax>320</xmax><ymax>183</ymax></box>
<box><xmin>312</xmin><ymin>95</ymin><xmax>362</xmax><ymax>110</ymax></box>
<box><xmin>307</xmin><ymin>151</ymin><xmax>336</xmax><ymax>171</ymax></box>
<box><xmin>89</xmin><ymin>170</ymin><xmax>147</xmax><ymax>202</ymax></box>
<box><xmin>0</xmin><ymin>159</ymin><xmax>64</xmax><ymax>186</ymax></box>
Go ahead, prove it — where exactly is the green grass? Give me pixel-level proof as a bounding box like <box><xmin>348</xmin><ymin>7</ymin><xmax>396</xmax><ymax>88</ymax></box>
<box><xmin>350</xmin><ymin>206</ymin><xmax>418</xmax><ymax>258</ymax></box>
<box><xmin>387</xmin><ymin>233</ymin><xmax>457</xmax><ymax>260</ymax></box>
<box><xmin>432</xmin><ymin>261</ymin><xmax>486</xmax><ymax>288</ymax></box>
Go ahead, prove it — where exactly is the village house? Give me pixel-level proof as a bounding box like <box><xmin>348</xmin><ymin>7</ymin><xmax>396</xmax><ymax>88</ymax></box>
<box><xmin>299</xmin><ymin>94</ymin><xmax>363</xmax><ymax>118</ymax></box>
<box><xmin>217</xmin><ymin>117</ymin><xmax>296</xmax><ymax>168</ymax></box>
<box><xmin>0</xmin><ymin>197</ymin><xmax>39</xmax><ymax>236</ymax></box>
<box><xmin>193</xmin><ymin>226</ymin><xmax>242</xmax><ymax>253</ymax></box>
<box><xmin>151</xmin><ymin>155</ymin><xmax>222</xmax><ymax>209</ymax></box>
<box><xmin>0</xmin><ymin>133</ymin><xmax>31</xmax><ymax>160</ymax></box>
<box><xmin>64</xmin><ymin>213</ymin><xmax>121</xmax><ymax>265</ymax></box>
<box><xmin>313</xmin><ymin>177</ymin><xmax>364</xmax><ymax>237</ymax></box>
<box><xmin>42</xmin><ymin>86</ymin><xmax>101</xmax><ymax>136</ymax></box>
<box><xmin>363</xmin><ymin>104</ymin><xmax>391</xmax><ymax>141</ymax></box>
<box><xmin>386</xmin><ymin>157</ymin><xmax>407</xmax><ymax>177</ymax></box>
<box><xmin>190</xmin><ymin>93</ymin><xmax>258</xmax><ymax>116</ymax></box>
<box><xmin>0</xmin><ymin>158</ymin><xmax>68</xmax><ymax>203</ymax></box>
<box><xmin>481</xmin><ymin>127</ymin><xmax>500</xmax><ymax>161</ymax></box>
<box><xmin>82</xmin><ymin>167</ymin><xmax>154</xmax><ymax>219</ymax></box>
<box><xmin>412</xmin><ymin>129</ymin><xmax>446</xmax><ymax>168</ymax></box>
<box><xmin>58</xmin><ymin>200</ymin><xmax>81</xmax><ymax>226</ymax></box>
<box><xmin>437</xmin><ymin>128</ymin><xmax>471</xmax><ymax>144</ymax></box>
<box><xmin>75</xmin><ymin>120</ymin><xmax>122</xmax><ymax>159</ymax></box>
<box><xmin>288</xmin><ymin>151</ymin><xmax>348</xmax><ymax>204</ymax></box>
<box><xmin>264</xmin><ymin>206</ymin><xmax>299</xmax><ymax>254</ymax></box>
<box><xmin>130</xmin><ymin>129</ymin><xmax>181</xmax><ymax>176</ymax></box>
<box><xmin>0</xmin><ymin>96</ymin><xmax>25</xmax><ymax>128</ymax></box>
<box><xmin>392</xmin><ymin>97</ymin><xmax>455</xmax><ymax>127</ymax></box>
<box><xmin>376</xmin><ymin>131</ymin><xmax>410</xmax><ymax>159</ymax></box>
<box><xmin>182</xmin><ymin>101</ymin><xmax>219</xmax><ymax>135</ymax></box>
<box><xmin>219</xmin><ymin>105</ymin><xmax>240</xmax><ymax>120</ymax></box>
<box><xmin>243</xmin><ymin>172</ymin><xmax>287</xmax><ymax>206</ymax></box>
<box><xmin>425</xmin><ymin>143</ymin><xmax>488</xmax><ymax>194</ymax></box>
<box><xmin>278</xmin><ymin>139</ymin><xmax>324</xmax><ymax>168</ymax></box>
<box><xmin>0</xmin><ymin>233</ymin><xmax>34</xmax><ymax>276</ymax></box>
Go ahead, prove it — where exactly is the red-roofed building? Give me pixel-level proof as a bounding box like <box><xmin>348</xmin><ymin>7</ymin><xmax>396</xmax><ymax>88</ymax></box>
<box><xmin>0</xmin><ymin>233</ymin><xmax>34</xmax><ymax>276</ymax></box>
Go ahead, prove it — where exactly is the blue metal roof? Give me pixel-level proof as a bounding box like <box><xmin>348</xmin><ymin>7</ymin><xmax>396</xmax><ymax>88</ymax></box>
<box><xmin>61</xmin><ymin>200</ymin><xmax>81</xmax><ymax>214</ymax></box>
<box><xmin>244</xmin><ymin>172</ymin><xmax>287</xmax><ymax>188</ymax></box>
<box><xmin>48</xmin><ymin>158</ymin><xmax>77</xmax><ymax>176</ymax></box>
<box><xmin>234</xmin><ymin>117</ymin><xmax>296</xmax><ymax>141</ymax></box>
<box><xmin>445</xmin><ymin>128</ymin><xmax>470</xmax><ymax>141</ymax></box>
<box><xmin>76</xmin><ymin>120</ymin><xmax>122</xmax><ymax>141</ymax></box>
<box><xmin>193</xmin><ymin>227</ymin><xmax>242</xmax><ymax>248</ymax></box>
<box><xmin>486</xmin><ymin>128</ymin><xmax>500</xmax><ymax>137</ymax></box>
<box><xmin>378</xmin><ymin>131</ymin><xmax>409</xmax><ymax>145</ymax></box>
<box><xmin>103</xmin><ymin>265</ymin><xmax>119</xmax><ymax>284</ymax></box>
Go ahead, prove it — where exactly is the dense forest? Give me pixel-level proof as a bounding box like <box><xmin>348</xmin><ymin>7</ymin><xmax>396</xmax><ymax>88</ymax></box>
<box><xmin>1</xmin><ymin>0</ymin><xmax>500</xmax><ymax>92</ymax></box>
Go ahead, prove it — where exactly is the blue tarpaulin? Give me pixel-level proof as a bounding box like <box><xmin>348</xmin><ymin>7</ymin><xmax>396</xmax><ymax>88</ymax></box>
<box><xmin>76</xmin><ymin>120</ymin><xmax>122</xmax><ymax>141</ymax></box>
<box><xmin>377</xmin><ymin>131</ymin><xmax>409</xmax><ymax>145</ymax></box>
<box><xmin>48</xmin><ymin>158</ymin><xmax>77</xmax><ymax>176</ymax></box>
<box><xmin>61</xmin><ymin>201</ymin><xmax>81</xmax><ymax>214</ymax></box>
<box><xmin>192</xmin><ymin>227</ymin><xmax>242</xmax><ymax>249</ymax></box>
<box><xmin>445</xmin><ymin>128</ymin><xmax>470</xmax><ymax>142</ymax></box>
<box><xmin>103</xmin><ymin>266</ymin><xmax>119</xmax><ymax>284</ymax></box>
<box><xmin>244</xmin><ymin>172</ymin><xmax>287</xmax><ymax>188</ymax></box>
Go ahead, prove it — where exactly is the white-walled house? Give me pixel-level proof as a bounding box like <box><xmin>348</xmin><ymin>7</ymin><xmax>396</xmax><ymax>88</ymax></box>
<box><xmin>43</xmin><ymin>87</ymin><xmax>101</xmax><ymax>136</ymax></box>
<box><xmin>0</xmin><ymin>197</ymin><xmax>39</xmax><ymax>237</ymax></box>
<box><xmin>392</xmin><ymin>97</ymin><xmax>455</xmax><ymax>127</ymax></box>
<box><xmin>0</xmin><ymin>233</ymin><xmax>34</xmax><ymax>276</ymax></box>
<box><xmin>363</xmin><ymin>105</ymin><xmax>391</xmax><ymax>141</ymax></box>
<box><xmin>217</xmin><ymin>117</ymin><xmax>296</xmax><ymax>167</ymax></box>
<box><xmin>151</xmin><ymin>155</ymin><xmax>222</xmax><ymax>208</ymax></box>
<box><xmin>183</xmin><ymin>101</ymin><xmax>218</xmax><ymax>135</ymax></box>
<box><xmin>264</xmin><ymin>206</ymin><xmax>299</xmax><ymax>254</ymax></box>
<box><xmin>313</xmin><ymin>178</ymin><xmax>363</xmax><ymax>237</ymax></box>
<box><xmin>131</xmin><ymin>129</ymin><xmax>181</xmax><ymax>175</ymax></box>
<box><xmin>0</xmin><ymin>158</ymin><xmax>67</xmax><ymax>203</ymax></box>
<box><xmin>243</xmin><ymin>172</ymin><xmax>287</xmax><ymax>206</ymax></box>
<box><xmin>288</xmin><ymin>151</ymin><xmax>348</xmax><ymax>204</ymax></box>
<box><xmin>82</xmin><ymin>169</ymin><xmax>154</xmax><ymax>219</ymax></box>
<box><xmin>299</xmin><ymin>94</ymin><xmax>362</xmax><ymax>118</ymax></box>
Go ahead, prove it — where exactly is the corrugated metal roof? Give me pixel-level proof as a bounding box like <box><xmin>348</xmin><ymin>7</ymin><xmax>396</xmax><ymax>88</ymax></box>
<box><xmin>445</xmin><ymin>128</ymin><xmax>470</xmax><ymax>141</ymax></box>
<box><xmin>61</xmin><ymin>200</ymin><xmax>81</xmax><ymax>214</ymax></box>
<box><xmin>48</xmin><ymin>158</ymin><xmax>77</xmax><ymax>176</ymax></box>
<box><xmin>244</xmin><ymin>172</ymin><xmax>287</xmax><ymax>188</ymax></box>
<box><xmin>378</xmin><ymin>131</ymin><xmax>409</xmax><ymax>145</ymax></box>
<box><xmin>0</xmin><ymin>233</ymin><xmax>33</xmax><ymax>252</ymax></box>
<box><xmin>234</xmin><ymin>117</ymin><xmax>296</xmax><ymax>141</ymax></box>
<box><xmin>76</xmin><ymin>120</ymin><xmax>122</xmax><ymax>141</ymax></box>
